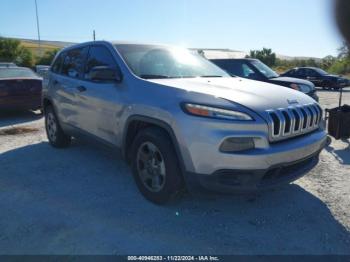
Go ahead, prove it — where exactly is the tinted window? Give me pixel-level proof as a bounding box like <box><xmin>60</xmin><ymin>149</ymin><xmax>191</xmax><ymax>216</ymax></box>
<box><xmin>297</xmin><ymin>69</ymin><xmax>306</xmax><ymax>77</ymax></box>
<box><xmin>61</xmin><ymin>47</ymin><xmax>89</xmax><ymax>78</ymax></box>
<box><xmin>242</xmin><ymin>64</ymin><xmax>255</xmax><ymax>77</ymax></box>
<box><xmin>211</xmin><ymin>60</ymin><xmax>245</xmax><ymax>77</ymax></box>
<box><xmin>51</xmin><ymin>52</ymin><xmax>65</xmax><ymax>73</ymax></box>
<box><xmin>85</xmin><ymin>45</ymin><xmax>118</xmax><ymax>78</ymax></box>
<box><xmin>306</xmin><ymin>69</ymin><xmax>318</xmax><ymax>77</ymax></box>
<box><xmin>313</xmin><ymin>68</ymin><xmax>328</xmax><ymax>75</ymax></box>
<box><xmin>286</xmin><ymin>69</ymin><xmax>296</xmax><ymax>76</ymax></box>
<box><xmin>250</xmin><ymin>60</ymin><xmax>279</xmax><ymax>78</ymax></box>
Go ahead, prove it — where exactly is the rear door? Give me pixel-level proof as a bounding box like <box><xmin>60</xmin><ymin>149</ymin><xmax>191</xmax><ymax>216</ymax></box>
<box><xmin>74</xmin><ymin>44</ymin><xmax>124</xmax><ymax>144</ymax></box>
<box><xmin>49</xmin><ymin>47</ymin><xmax>89</xmax><ymax>127</ymax></box>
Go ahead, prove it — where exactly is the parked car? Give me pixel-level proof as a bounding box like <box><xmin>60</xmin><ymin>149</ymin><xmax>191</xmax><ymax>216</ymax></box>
<box><xmin>210</xmin><ymin>58</ymin><xmax>318</xmax><ymax>101</ymax></box>
<box><xmin>35</xmin><ymin>65</ymin><xmax>50</xmax><ymax>78</ymax></box>
<box><xmin>43</xmin><ymin>41</ymin><xmax>327</xmax><ymax>204</ymax></box>
<box><xmin>281</xmin><ymin>67</ymin><xmax>350</xmax><ymax>90</ymax></box>
<box><xmin>0</xmin><ymin>62</ymin><xmax>17</xmax><ymax>68</ymax></box>
<box><xmin>0</xmin><ymin>67</ymin><xmax>42</xmax><ymax>111</ymax></box>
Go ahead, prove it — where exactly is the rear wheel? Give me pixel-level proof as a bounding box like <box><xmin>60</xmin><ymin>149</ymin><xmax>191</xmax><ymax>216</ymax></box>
<box><xmin>130</xmin><ymin>127</ymin><xmax>184</xmax><ymax>204</ymax></box>
<box><xmin>45</xmin><ymin>105</ymin><xmax>71</xmax><ymax>148</ymax></box>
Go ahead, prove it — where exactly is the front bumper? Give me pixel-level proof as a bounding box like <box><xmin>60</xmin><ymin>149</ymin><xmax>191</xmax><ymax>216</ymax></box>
<box><xmin>193</xmin><ymin>147</ymin><xmax>323</xmax><ymax>193</ymax></box>
<box><xmin>176</xmin><ymin>116</ymin><xmax>327</xmax><ymax>192</ymax></box>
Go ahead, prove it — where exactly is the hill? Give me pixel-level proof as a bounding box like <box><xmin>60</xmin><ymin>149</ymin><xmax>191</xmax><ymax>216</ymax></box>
<box><xmin>18</xmin><ymin>39</ymin><xmax>74</xmax><ymax>56</ymax></box>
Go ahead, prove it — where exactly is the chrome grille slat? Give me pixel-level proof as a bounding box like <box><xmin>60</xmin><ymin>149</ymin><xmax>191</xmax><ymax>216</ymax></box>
<box><xmin>312</xmin><ymin>104</ymin><xmax>321</xmax><ymax>126</ymax></box>
<box><xmin>308</xmin><ymin>105</ymin><xmax>317</xmax><ymax>127</ymax></box>
<box><xmin>292</xmin><ymin>108</ymin><xmax>303</xmax><ymax>133</ymax></box>
<box><xmin>296</xmin><ymin>106</ymin><xmax>307</xmax><ymax>130</ymax></box>
<box><xmin>275</xmin><ymin>110</ymin><xmax>286</xmax><ymax>137</ymax></box>
<box><xmin>266</xmin><ymin>103</ymin><xmax>322</xmax><ymax>142</ymax></box>
<box><xmin>285</xmin><ymin>108</ymin><xmax>295</xmax><ymax>136</ymax></box>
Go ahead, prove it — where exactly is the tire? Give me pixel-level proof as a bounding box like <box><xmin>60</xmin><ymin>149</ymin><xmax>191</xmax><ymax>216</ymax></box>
<box><xmin>130</xmin><ymin>127</ymin><xmax>184</xmax><ymax>204</ymax></box>
<box><xmin>45</xmin><ymin>105</ymin><xmax>71</xmax><ymax>148</ymax></box>
<box><xmin>324</xmin><ymin>81</ymin><xmax>333</xmax><ymax>90</ymax></box>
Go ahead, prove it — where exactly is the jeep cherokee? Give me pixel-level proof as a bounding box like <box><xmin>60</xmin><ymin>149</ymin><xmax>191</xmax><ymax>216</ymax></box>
<box><xmin>43</xmin><ymin>41</ymin><xmax>327</xmax><ymax>204</ymax></box>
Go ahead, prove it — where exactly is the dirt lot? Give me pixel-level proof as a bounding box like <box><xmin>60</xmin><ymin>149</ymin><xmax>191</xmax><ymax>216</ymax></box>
<box><xmin>0</xmin><ymin>89</ymin><xmax>349</xmax><ymax>255</ymax></box>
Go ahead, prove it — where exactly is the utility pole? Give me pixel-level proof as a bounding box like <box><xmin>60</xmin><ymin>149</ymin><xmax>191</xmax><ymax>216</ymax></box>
<box><xmin>93</xmin><ymin>30</ymin><xmax>96</xmax><ymax>41</ymax></box>
<box><xmin>34</xmin><ymin>0</ymin><xmax>42</xmax><ymax>56</ymax></box>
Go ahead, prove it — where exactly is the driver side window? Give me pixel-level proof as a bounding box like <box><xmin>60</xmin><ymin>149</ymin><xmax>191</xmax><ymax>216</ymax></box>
<box><xmin>84</xmin><ymin>45</ymin><xmax>118</xmax><ymax>79</ymax></box>
<box><xmin>61</xmin><ymin>47</ymin><xmax>88</xmax><ymax>79</ymax></box>
<box><xmin>242</xmin><ymin>64</ymin><xmax>255</xmax><ymax>78</ymax></box>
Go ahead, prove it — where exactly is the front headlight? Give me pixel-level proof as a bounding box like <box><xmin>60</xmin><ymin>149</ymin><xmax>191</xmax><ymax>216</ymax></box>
<box><xmin>290</xmin><ymin>83</ymin><xmax>311</xmax><ymax>93</ymax></box>
<box><xmin>298</xmin><ymin>84</ymin><xmax>312</xmax><ymax>93</ymax></box>
<box><xmin>182</xmin><ymin>103</ymin><xmax>253</xmax><ymax>121</ymax></box>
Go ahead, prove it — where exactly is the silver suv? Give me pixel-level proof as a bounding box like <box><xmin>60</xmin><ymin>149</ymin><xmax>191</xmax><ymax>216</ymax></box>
<box><xmin>43</xmin><ymin>41</ymin><xmax>327</xmax><ymax>204</ymax></box>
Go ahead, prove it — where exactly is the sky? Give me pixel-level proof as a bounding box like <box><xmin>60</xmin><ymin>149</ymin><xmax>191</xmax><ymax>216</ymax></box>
<box><xmin>0</xmin><ymin>0</ymin><xmax>345</xmax><ymax>58</ymax></box>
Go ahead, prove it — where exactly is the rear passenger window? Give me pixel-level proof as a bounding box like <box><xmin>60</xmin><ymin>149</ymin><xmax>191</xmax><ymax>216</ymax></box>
<box><xmin>51</xmin><ymin>53</ymin><xmax>65</xmax><ymax>73</ymax></box>
<box><xmin>84</xmin><ymin>46</ymin><xmax>118</xmax><ymax>78</ymax></box>
<box><xmin>61</xmin><ymin>47</ymin><xmax>89</xmax><ymax>78</ymax></box>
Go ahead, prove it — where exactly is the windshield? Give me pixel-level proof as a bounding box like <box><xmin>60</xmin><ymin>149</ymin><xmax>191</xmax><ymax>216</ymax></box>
<box><xmin>114</xmin><ymin>44</ymin><xmax>229</xmax><ymax>79</ymax></box>
<box><xmin>313</xmin><ymin>68</ymin><xmax>328</xmax><ymax>75</ymax></box>
<box><xmin>0</xmin><ymin>68</ymin><xmax>37</xmax><ymax>78</ymax></box>
<box><xmin>250</xmin><ymin>60</ymin><xmax>279</xmax><ymax>79</ymax></box>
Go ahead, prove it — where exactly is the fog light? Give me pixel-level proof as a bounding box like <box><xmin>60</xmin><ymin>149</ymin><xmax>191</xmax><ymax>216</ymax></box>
<box><xmin>220</xmin><ymin>137</ymin><xmax>255</xmax><ymax>152</ymax></box>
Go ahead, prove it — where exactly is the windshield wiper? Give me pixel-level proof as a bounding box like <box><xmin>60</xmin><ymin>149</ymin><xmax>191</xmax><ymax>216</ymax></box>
<box><xmin>140</xmin><ymin>74</ymin><xmax>172</xmax><ymax>79</ymax></box>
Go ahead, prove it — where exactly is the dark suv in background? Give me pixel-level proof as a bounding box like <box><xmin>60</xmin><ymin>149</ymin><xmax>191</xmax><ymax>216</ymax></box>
<box><xmin>210</xmin><ymin>58</ymin><xmax>318</xmax><ymax>101</ymax></box>
<box><xmin>281</xmin><ymin>67</ymin><xmax>350</xmax><ymax>90</ymax></box>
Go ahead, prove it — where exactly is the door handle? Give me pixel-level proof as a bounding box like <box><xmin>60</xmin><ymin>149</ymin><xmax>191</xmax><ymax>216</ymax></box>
<box><xmin>76</xmin><ymin>86</ymin><xmax>87</xmax><ymax>92</ymax></box>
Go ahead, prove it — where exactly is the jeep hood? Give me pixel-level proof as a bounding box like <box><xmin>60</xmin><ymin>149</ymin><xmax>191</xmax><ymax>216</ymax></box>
<box><xmin>148</xmin><ymin>77</ymin><xmax>316</xmax><ymax>112</ymax></box>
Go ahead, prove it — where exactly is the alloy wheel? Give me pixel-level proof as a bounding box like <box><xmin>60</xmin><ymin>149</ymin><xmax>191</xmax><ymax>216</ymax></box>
<box><xmin>136</xmin><ymin>141</ymin><xmax>166</xmax><ymax>192</ymax></box>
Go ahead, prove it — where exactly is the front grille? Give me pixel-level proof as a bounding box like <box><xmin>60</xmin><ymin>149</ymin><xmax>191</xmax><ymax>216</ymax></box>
<box><xmin>266</xmin><ymin>103</ymin><xmax>322</xmax><ymax>142</ymax></box>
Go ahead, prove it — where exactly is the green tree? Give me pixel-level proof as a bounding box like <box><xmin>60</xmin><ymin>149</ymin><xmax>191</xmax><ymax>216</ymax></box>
<box><xmin>337</xmin><ymin>41</ymin><xmax>349</xmax><ymax>59</ymax></box>
<box><xmin>0</xmin><ymin>37</ymin><xmax>35</xmax><ymax>67</ymax></box>
<box><xmin>249</xmin><ymin>48</ymin><xmax>276</xmax><ymax>66</ymax></box>
<box><xmin>328</xmin><ymin>42</ymin><xmax>350</xmax><ymax>75</ymax></box>
<box><xmin>16</xmin><ymin>48</ymin><xmax>34</xmax><ymax>67</ymax></box>
<box><xmin>36</xmin><ymin>49</ymin><xmax>60</xmax><ymax>65</ymax></box>
<box><xmin>321</xmin><ymin>55</ymin><xmax>337</xmax><ymax>69</ymax></box>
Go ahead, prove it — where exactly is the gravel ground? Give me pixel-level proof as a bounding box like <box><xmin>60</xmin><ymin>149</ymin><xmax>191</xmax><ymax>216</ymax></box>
<box><xmin>0</xmin><ymin>89</ymin><xmax>349</xmax><ymax>255</ymax></box>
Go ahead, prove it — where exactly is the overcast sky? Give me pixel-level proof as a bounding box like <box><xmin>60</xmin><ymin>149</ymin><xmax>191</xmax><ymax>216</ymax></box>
<box><xmin>0</xmin><ymin>0</ymin><xmax>345</xmax><ymax>57</ymax></box>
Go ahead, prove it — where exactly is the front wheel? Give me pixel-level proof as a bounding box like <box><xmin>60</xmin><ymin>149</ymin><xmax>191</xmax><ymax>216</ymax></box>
<box><xmin>130</xmin><ymin>127</ymin><xmax>184</xmax><ymax>204</ymax></box>
<box><xmin>45</xmin><ymin>105</ymin><xmax>71</xmax><ymax>148</ymax></box>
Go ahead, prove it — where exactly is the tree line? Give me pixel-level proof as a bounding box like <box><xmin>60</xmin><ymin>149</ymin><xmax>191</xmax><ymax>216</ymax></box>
<box><xmin>248</xmin><ymin>44</ymin><xmax>350</xmax><ymax>76</ymax></box>
<box><xmin>0</xmin><ymin>37</ymin><xmax>58</xmax><ymax>68</ymax></box>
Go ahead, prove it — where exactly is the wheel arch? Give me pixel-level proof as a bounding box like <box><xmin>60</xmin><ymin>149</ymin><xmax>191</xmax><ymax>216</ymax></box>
<box><xmin>122</xmin><ymin>115</ymin><xmax>187</xmax><ymax>174</ymax></box>
<box><xmin>42</xmin><ymin>97</ymin><xmax>53</xmax><ymax>110</ymax></box>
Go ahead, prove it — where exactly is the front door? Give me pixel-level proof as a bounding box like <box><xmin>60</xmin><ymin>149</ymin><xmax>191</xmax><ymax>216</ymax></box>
<box><xmin>75</xmin><ymin>45</ymin><xmax>125</xmax><ymax>145</ymax></box>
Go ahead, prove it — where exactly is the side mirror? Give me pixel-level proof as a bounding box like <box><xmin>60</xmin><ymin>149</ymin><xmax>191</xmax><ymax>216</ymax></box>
<box><xmin>88</xmin><ymin>66</ymin><xmax>122</xmax><ymax>82</ymax></box>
